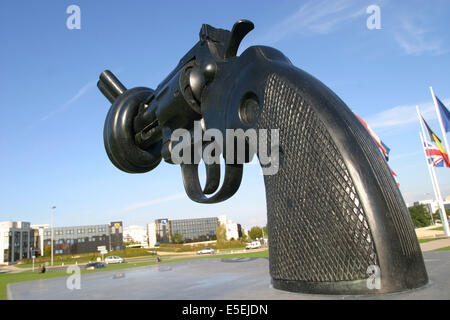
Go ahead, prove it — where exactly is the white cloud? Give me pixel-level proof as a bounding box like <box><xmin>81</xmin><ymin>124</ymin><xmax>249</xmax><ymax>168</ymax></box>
<box><xmin>364</xmin><ymin>98</ymin><xmax>450</xmax><ymax>129</ymax></box>
<box><xmin>393</xmin><ymin>17</ymin><xmax>445</xmax><ymax>56</ymax></box>
<box><xmin>122</xmin><ymin>193</ymin><xmax>186</xmax><ymax>212</ymax></box>
<box><xmin>253</xmin><ymin>0</ymin><xmax>366</xmax><ymax>45</ymax></box>
<box><xmin>41</xmin><ymin>80</ymin><xmax>96</xmax><ymax>121</ymax></box>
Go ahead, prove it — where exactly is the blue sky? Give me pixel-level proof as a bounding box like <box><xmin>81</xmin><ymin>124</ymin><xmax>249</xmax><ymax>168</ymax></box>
<box><xmin>0</xmin><ymin>0</ymin><xmax>449</xmax><ymax>229</ymax></box>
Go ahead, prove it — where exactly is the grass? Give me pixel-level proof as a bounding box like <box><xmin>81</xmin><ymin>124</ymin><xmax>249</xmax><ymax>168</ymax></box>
<box><xmin>433</xmin><ymin>246</ymin><xmax>450</xmax><ymax>251</ymax></box>
<box><xmin>0</xmin><ymin>250</ymin><xmax>268</xmax><ymax>300</ymax></box>
<box><xmin>16</xmin><ymin>240</ymin><xmax>249</xmax><ymax>268</ymax></box>
<box><xmin>418</xmin><ymin>238</ymin><xmax>447</xmax><ymax>243</ymax></box>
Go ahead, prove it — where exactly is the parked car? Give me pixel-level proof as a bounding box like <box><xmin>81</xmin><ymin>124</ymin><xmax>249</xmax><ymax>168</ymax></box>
<box><xmin>104</xmin><ymin>256</ymin><xmax>125</xmax><ymax>264</ymax></box>
<box><xmin>246</xmin><ymin>241</ymin><xmax>261</xmax><ymax>250</ymax></box>
<box><xmin>85</xmin><ymin>262</ymin><xmax>106</xmax><ymax>270</ymax></box>
<box><xmin>197</xmin><ymin>248</ymin><xmax>215</xmax><ymax>255</ymax></box>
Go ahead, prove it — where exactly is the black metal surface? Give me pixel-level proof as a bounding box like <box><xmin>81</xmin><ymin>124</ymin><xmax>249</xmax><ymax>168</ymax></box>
<box><xmin>97</xmin><ymin>20</ymin><xmax>428</xmax><ymax>295</ymax></box>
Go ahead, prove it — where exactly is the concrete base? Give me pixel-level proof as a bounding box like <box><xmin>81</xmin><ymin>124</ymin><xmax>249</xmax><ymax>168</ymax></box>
<box><xmin>8</xmin><ymin>251</ymin><xmax>450</xmax><ymax>300</ymax></box>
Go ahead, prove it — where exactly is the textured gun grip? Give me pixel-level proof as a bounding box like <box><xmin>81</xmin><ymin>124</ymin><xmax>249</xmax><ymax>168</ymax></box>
<box><xmin>256</xmin><ymin>73</ymin><xmax>428</xmax><ymax>294</ymax></box>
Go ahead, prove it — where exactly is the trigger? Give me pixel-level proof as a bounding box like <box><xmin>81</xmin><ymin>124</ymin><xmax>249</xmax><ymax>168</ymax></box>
<box><xmin>225</xmin><ymin>20</ymin><xmax>254</xmax><ymax>58</ymax></box>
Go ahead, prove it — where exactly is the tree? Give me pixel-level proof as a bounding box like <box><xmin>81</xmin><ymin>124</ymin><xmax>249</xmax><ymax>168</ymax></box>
<box><xmin>173</xmin><ymin>233</ymin><xmax>184</xmax><ymax>244</ymax></box>
<box><xmin>408</xmin><ymin>205</ymin><xmax>432</xmax><ymax>228</ymax></box>
<box><xmin>433</xmin><ymin>208</ymin><xmax>450</xmax><ymax>224</ymax></box>
<box><xmin>249</xmin><ymin>226</ymin><xmax>263</xmax><ymax>240</ymax></box>
<box><xmin>216</xmin><ymin>223</ymin><xmax>227</xmax><ymax>242</ymax></box>
<box><xmin>44</xmin><ymin>245</ymin><xmax>51</xmax><ymax>257</ymax></box>
<box><xmin>262</xmin><ymin>225</ymin><xmax>268</xmax><ymax>238</ymax></box>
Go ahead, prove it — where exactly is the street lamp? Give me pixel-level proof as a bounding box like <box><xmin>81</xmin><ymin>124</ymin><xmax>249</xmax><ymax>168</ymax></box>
<box><xmin>50</xmin><ymin>206</ymin><xmax>56</xmax><ymax>266</ymax></box>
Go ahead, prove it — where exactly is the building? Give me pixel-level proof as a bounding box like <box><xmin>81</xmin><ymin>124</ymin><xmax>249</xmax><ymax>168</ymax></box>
<box><xmin>218</xmin><ymin>215</ymin><xmax>240</xmax><ymax>240</ymax></box>
<box><xmin>30</xmin><ymin>224</ymin><xmax>49</xmax><ymax>257</ymax></box>
<box><xmin>123</xmin><ymin>225</ymin><xmax>148</xmax><ymax>246</ymax></box>
<box><xmin>413</xmin><ymin>199</ymin><xmax>450</xmax><ymax>215</ymax></box>
<box><xmin>146</xmin><ymin>215</ymin><xmax>243</xmax><ymax>247</ymax></box>
<box><xmin>147</xmin><ymin>217</ymin><xmax>219</xmax><ymax>246</ymax></box>
<box><xmin>41</xmin><ymin>221</ymin><xmax>124</xmax><ymax>256</ymax></box>
<box><xmin>0</xmin><ymin>221</ymin><xmax>33</xmax><ymax>264</ymax></box>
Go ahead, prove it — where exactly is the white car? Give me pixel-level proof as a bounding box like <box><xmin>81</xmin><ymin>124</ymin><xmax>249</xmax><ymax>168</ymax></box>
<box><xmin>197</xmin><ymin>248</ymin><xmax>215</xmax><ymax>255</ymax></box>
<box><xmin>104</xmin><ymin>255</ymin><xmax>125</xmax><ymax>264</ymax></box>
<box><xmin>246</xmin><ymin>241</ymin><xmax>261</xmax><ymax>249</ymax></box>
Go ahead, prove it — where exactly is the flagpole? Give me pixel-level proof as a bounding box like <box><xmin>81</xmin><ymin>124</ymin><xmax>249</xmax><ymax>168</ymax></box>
<box><xmin>430</xmin><ymin>86</ymin><xmax>450</xmax><ymax>160</ymax></box>
<box><xmin>418</xmin><ymin>132</ymin><xmax>440</xmax><ymax>224</ymax></box>
<box><xmin>417</xmin><ymin>106</ymin><xmax>440</xmax><ymax>199</ymax></box>
<box><xmin>417</xmin><ymin>106</ymin><xmax>450</xmax><ymax>236</ymax></box>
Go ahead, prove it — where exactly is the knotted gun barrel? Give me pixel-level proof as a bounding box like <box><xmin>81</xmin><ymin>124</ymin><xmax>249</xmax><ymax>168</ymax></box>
<box><xmin>98</xmin><ymin>20</ymin><xmax>428</xmax><ymax>295</ymax></box>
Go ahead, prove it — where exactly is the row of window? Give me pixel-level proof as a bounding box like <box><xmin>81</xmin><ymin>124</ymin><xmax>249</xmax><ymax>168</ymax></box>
<box><xmin>47</xmin><ymin>237</ymin><xmax>101</xmax><ymax>245</ymax></box>
<box><xmin>44</xmin><ymin>227</ymin><xmax>107</xmax><ymax>236</ymax></box>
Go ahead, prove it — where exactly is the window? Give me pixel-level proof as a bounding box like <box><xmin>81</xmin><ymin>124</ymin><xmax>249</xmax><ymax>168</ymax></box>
<box><xmin>77</xmin><ymin>229</ymin><xmax>84</xmax><ymax>234</ymax></box>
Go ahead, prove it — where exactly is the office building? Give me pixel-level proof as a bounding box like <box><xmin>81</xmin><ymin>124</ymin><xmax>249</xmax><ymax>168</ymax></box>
<box><xmin>41</xmin><ymin>221</ymin><xmax>124</xmax><ymax>256</ymax></box>
<box><xmin>0</xmin><ymin>221</ymin><xmax>33</xmax><ymax>264</ymax></box>
<box><xmin>146</xmin><ymin>215</ymin><xmax>242</xmax><ymax>246</ymax></box>
<box><xmin>123</xmin><ymin>225</ymin><xmax>148</xmax><ymax>246</ymax></box>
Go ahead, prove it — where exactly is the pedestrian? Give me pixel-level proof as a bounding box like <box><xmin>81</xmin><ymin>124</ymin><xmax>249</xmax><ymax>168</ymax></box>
<box><xmin>156</xmin><ymin>254</ymin><xmax>161</xmax><ymax>263</ymax></box>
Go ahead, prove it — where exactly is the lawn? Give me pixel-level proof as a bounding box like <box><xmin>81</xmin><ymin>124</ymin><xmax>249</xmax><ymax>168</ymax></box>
<box><xmin>0</xmin><ymin>250</ymin><xmax>268</xmax><ymax>300</ymax></box>
<box><xmin>433</xmin><ymin>246</ymin><xmax>450</xmax><ymax>251</ymax></box>
<box><xmin>418</xmin><ymin>238</ymin><xmax>447</xmax><ymax>244</ymax></box>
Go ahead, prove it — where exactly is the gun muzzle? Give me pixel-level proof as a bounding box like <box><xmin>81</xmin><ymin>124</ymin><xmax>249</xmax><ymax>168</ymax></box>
<box><xmin>97</xmin><ymin>70</ymin><xmax>126</xmax><ymax>103</ymax></box>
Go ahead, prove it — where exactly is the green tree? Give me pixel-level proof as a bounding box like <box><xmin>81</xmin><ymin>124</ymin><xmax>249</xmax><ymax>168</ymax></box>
<box><xmin>408</xmin><ymin>205</ymin><xmax>432</xmax><ymax>228</ymax></box>
<box><xmin>262</xmin><ymin>225</ymin><xmax>268</xmax><ymax>238</ymax></box>
<box><xmin>433</xmin><ymin>208</ymin><xmax>450</xmax><ymax>224</ymax></box>
<box><xmin>44</xmin><ymin>245</ymin><xmax>51</xmax><ymax>257</ymax></box>
<box><xmin>172</xmin><ymin>233</ymin><xmax>184</xmax><ymax>244</ymax></box>
<box><xmin>216</xmin><ymin>223</ymin><xmax>227</xmax><ymax>242</ymax></box>
<box><xmin>249</xmin><ymin>226</ymin><xmax>263</xmax><ymax>240</ymax></box>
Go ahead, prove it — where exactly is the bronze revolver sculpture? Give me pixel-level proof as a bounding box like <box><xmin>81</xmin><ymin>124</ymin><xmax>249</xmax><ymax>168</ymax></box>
<box><xmin>98</xmin><ymin>20</ymin><xmax>428</xmax><ymax>295</ymax></box>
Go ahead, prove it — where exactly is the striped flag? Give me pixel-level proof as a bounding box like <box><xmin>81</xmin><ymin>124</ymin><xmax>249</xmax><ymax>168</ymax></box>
<box><xmin>391</xmin><ymin>169</ymin><xmax>400</xmax><ymax>187</ymax></box>
<box><xmin>422</xmin><ymin>138</ymin><xmax>449</xmax><ymax>168</ymax></box>
<box><xmin>355</xmin><ymin>114</ymin><xmax>390</xmax><ymax>161</ymax></box>
<box><xmin>355</xmin><ymin>113</ymin><xmax>399</xmax><ymax>185</ymax></box>
<box><xmin>421</xmin><ymin>115</ymin><xmax>450</xmax><ymax>167</ymax></box>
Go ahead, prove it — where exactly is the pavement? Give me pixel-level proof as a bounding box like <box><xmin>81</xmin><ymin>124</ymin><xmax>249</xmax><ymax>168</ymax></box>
<box><xmin>7</xmin><ymin>251</ymin><xmax>450</xmax><ymax>300</ymax></box>
<box><xmin>420</xmin><ymin>238</ymin><xmax>450</xmax><ymax>251</ymax></box>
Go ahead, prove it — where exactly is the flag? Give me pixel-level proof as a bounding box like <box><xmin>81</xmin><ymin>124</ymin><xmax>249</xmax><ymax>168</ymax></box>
<box><xmin>356</xmin><ymin>113</ymin><xmax>398</xmax><ymax>185</ymax></box>
<box><xmin>422</xmin><ymin>138</ymin><xmax>449</xmax><ymax>168</ymax></box>
<box><xmin>391</xmin><ymin>169</ymin><xmax>400</xmax><ymax>187</ymax></box>
<box><xmin>355</xmin><ymin>114</ymin><xmax>390</xmax><ymax>161</ymax></box>
<box><xmin>435</xmin><ymin>96</ymin><xmax>450</xmax><ymax>133</ymax></box>
<box><xmin>421</xmin><ymin>115</ymin><xmax>450</xmax><ymax>167</ymax></box>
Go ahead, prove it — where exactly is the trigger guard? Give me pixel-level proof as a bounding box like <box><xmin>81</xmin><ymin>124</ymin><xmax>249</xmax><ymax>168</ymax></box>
<box><xmin>181</xmin><ymin>163</ymin><xmax>243</xmax><ymax>204</ymax></box>
<box><xmin>203</xmin><ymin>163</ymin><xmax>220</xmax><ymax>195</ymax></box>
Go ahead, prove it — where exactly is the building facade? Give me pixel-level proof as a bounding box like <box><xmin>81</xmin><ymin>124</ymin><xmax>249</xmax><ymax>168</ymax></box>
<box><xmin>0</xmin><ymin>221</ymin><xmax>33</xmax><ymax>264</ymax></box>
<box><xmin>123</xmin><ymin>225</ymin><xmax>148</xmax><ymax>246</ymax></box>
<box><xmin>218</xmin><ymin>215</ymin><xmax>240</xmax><ymax>240</ymax></box>
<box><xmin>42</xmin><ymin>221</ymin><xmax>124</xmax><ymax>256</ymax></box>
<box><xmin>146</xmin><ymin>215</ymin><xmax>243</xmax><ymax>247</ymax></box>
<box><xmin>30</xmin><ymin>224</ymin><xmax>49</xmax><ymax>257</ymax></box>
<box><xmin>413</xmin><ymin>199</ymin><xmax>450</xmax><ymax>215</ymax></box>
